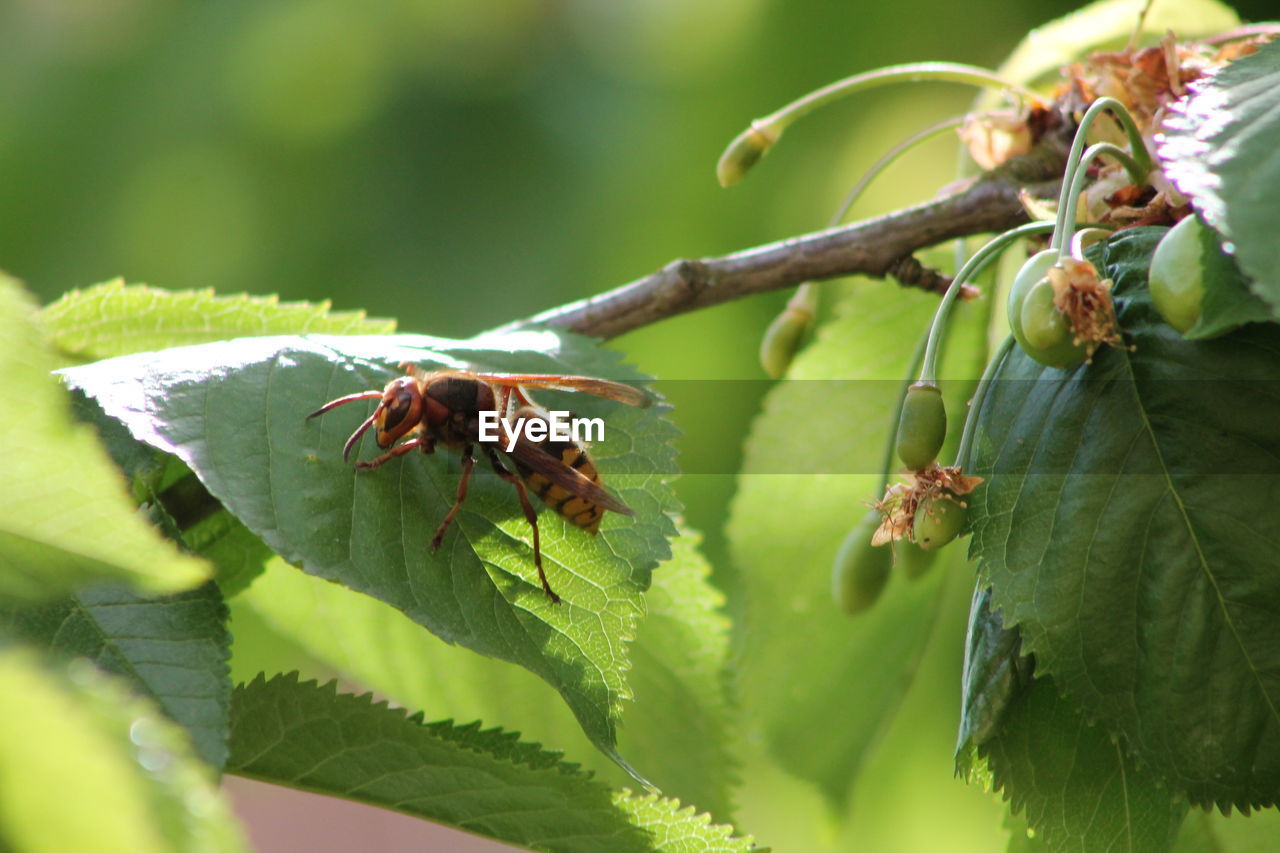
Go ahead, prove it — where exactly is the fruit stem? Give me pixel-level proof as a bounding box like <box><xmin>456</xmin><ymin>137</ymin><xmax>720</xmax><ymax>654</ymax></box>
<box><xmin>1056</xmin><ymin>142</ymin><xmax>1145</xmax><ymax>251</ymax></box>
<box><xmin>787</xmin><ymin>281</ymin><xmax>818</xmax><ymax>315</ymax></box>
<box><xmin>1050</xmin><ymin>97</ymin><xmax>1152</xmax><ymax>252</ymax></box>
<box><xmin>918</xmin><ymin>220</ymin><xmax>1058</xmax><ymax>385</ymax></box>
<box><xmin>1068</xmin><ymin>227</ymin><xmax>1113</xmax><ymax>260</ymax></box>
<box><xmin>830</xmin><ymin>115</ymin><xmax>966</xmax><ymax>224</ymax></box>
<box><xmin>716</xmin><ymin>63</ymin><xmax>1036</xmax><ymax>186</ymax></box>
<box><xmin>954</xmin><ymin>335</ymin><xmax>1017</xmax><ymax>467</ymax></box>
<box><xmin>763</xmin><ymin>115</ymin><xmax>963</xmax><ymax>375</ymax></box>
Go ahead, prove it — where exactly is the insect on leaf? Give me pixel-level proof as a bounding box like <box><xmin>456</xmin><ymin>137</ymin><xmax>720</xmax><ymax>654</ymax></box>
<box><xmin>59</xmin><ymin>329</ymin><xmax>679</xmax><ymax>774</ymax></box>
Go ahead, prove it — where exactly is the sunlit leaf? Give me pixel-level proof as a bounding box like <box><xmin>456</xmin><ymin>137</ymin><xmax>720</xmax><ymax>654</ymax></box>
<box><xmin>234</xmin><ymin>524</ymin><xmax>738</xmax><ymax>821</ymax></box>
<box><xmin>0</xmin><ymin>275</ymin><xmax>210</xmax><ymax>600</ymax></box>
<box><xmin>967</xmin><ymin>228</ymin><xmax>1280</xmax><ymax>810</ymax></box>
<box><xmin>0</xmin><ymin>581</ymin><xmax>231</xmax><ymax>769</ymax></box>
<box><xmin>0</xmin><ymin>648</ymin><xmax>245</xmax><ymax>853</ymax></box>
<box><xmin>40</xmin><ymin>280</ymin><xmax>395</xmax><ymax>362</ymax></box>
<box><xmin>61</xmin><ymin>329</ymin><xmax>679</xmax><ymax>772</ymax></box>
<box><xmin>226</xmin><ymin>674</ymin><xmax>754</xmax><ymax>853</ymax></box>
<box><xmin>1161</xmin><ymin>39</ymin><xmax>1280</xmax><ymax>315</ymax></box>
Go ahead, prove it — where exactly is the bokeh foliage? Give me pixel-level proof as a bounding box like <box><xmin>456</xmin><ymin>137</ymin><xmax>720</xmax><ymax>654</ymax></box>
<box><xmin>6</xmin><ymin>0</ymin><xmax>1280</xmax><ymax>851</ymax></box>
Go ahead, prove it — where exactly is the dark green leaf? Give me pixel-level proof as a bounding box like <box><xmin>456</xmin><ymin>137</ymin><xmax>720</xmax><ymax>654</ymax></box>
<box><xmin>1160</xmin><ymin>38</ymin><xmax>1280</xmax><ymax>314</ymax></box>
<box><xmin>0</xmin><ymin>582</ymin><xmax>232</xmax><ymax>768</ymax></box>
<box><xmin>40</xmin><ymin>280</ymin><xmax>395</xmax><ymax>363</ymax></box>
<box><xmin>955</xmin><ymin>584</ymin><xmax>1032</xmax><ymax>780</ymax></box>
<box><xmin>968</xmin><ymin>228</ymin><xmax>1280</xmax><ymax>809</ymax></box>
<box><xmin>1187</xmin><ymin>220</ymin><xmax>1275</xmax><ymax>339</ymax></box>
<box><xmin>226</xmin><ymin>673</ymin><xmax>754</xmax><ymax>853</ymax></box>
<box><xmin>980</xmin><ymin>676</ymin><xmax>1188</xmax><ymax>853</ymax></box>
<box><xmin>0</xmin><ymin>647</ymin><xmax>244</xmax><ymax>852</ymax></box>
<box><xmin>0</xmin><ymin>275</ymin><xmax>210</xmax><ymax>600</ymax></box>
<box><xmin>183</xmin><ymin>509</ymin><xmax>273</xmax><ymax>597</ymax></box>
<box><xmin>61</xmin><ymin>330</ymin><xmax>679</xmax><ymax>771</ymax></box>
<box><xmin>73</xmin><ymin>395</ymin><xmax>277</xmax><ymax>596</ymax></box>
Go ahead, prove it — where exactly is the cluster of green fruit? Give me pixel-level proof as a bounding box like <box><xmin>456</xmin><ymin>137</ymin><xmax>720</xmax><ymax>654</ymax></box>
<box><xmin>723</xmin><ymin>63</ymin><xmax>1239</xmax><ymax>618</ymax></box>
<box><xmin>1008</xmin><ymin>213</ymin><xmax>1224</xmax><ymax>366</ymax></box>
<box><xmin>832</xmin><ymin>98</ymin><xmax>1228</xmax><ymax>617</ymax></box>
<box><xmin>831</xmin><ymin>384</ymin><xmax>958</xmax><ymax>614</ymax></box>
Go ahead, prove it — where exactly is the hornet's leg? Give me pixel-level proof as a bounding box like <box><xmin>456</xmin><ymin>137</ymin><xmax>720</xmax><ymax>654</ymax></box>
<box><xmin>431</xmin><ymin>444</ymin><xmax>473</xmax><ymax>552</ymax></box>
<box><xmin>356</xmin><ymin>436</ymin><xmax>434</xmax><ymax>470</ymax></box>
<box><xmin>484</xmin><ymin>447</ymin><xmax>558</xmax><ymax>604</ymax></box>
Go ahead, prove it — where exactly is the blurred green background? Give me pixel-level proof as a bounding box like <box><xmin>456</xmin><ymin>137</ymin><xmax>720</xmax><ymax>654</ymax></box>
<box><xmin>0</xmin><ymin>0</ymin><xmax>1094</xmax><ymax>579</ymax></box>
<box><xmin>3</xmin><ymin>0</ymin><xmax>1271</xmax><ymax>849</ymax></box>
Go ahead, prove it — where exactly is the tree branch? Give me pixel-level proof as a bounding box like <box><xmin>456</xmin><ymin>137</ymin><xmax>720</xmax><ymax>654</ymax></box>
<box><xmin>505</xmin><ymin>139</ymin><xmax>1069</xmax><ymax>341</ymax></box>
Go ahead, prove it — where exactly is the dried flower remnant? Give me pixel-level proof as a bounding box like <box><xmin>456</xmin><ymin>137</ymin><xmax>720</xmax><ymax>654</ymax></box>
<box><xmin>1047</xmin><ymin>256</ymin><xmax>1124</xmax><ymax>361</ymax></box>
<box><xmin>871</xmin><ymin>463</ymin><xmax>983</xmax><ymax>546</ymax></box>
<box><xmin>960</xmin><ymin>110</ymin><xmax>1033</xmax><ymax>171</ymax></box>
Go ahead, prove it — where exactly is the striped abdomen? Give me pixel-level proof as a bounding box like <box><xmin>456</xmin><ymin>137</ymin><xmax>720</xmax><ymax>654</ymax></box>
<box><xmin>516</xmin><ymin>438</ymin><xmax>606</xmax><ymax>534</ymax></box>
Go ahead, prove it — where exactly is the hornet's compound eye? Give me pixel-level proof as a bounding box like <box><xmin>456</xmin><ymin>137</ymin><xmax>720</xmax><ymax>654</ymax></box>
<box><xmin>381</xmin><ymin>388</ymin><xmax>415</xmax><ymax>432</ymax></box>
<box><xmin>374</xmin><ymin>380</ymin><xmax>422</xmax><ymax>446</ymax></box>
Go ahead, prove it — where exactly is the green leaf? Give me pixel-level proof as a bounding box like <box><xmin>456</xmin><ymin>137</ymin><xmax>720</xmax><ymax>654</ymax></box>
<box><xmin>620</xmin><ymin>529</ymin><xmax>738</xmax><ymax>819</ymax></box>
<box><xmin>234</xmin><ymin>524</ymin><xmax>738</xmax><ymax>821</ymax></box>
<box><xmin>61</xmin><ymin>330</ymin><xmax>680</xmax><ymax>772</ymax></box>
<box><xmin>71</xmin><ymin>396</ymin><xmax>275</xmax><ymax>597</ymax></box>
<box><xmin>0</xmin><ymin>647</ymin><xmax>245</xmax><ymax>853</ymax></box>
<box><xmin>1160</xmin><ymin>38</ymin><xmax>1280</xmax><ymax>314</ymax></box>
<box><xmin>980</xmin><ymin>676</ymin><xmax>1188</xmax><ymax>853</ymax></box>
<box><xmin>226</xmin><ymin>673</ymin><xmax>754</xmax><ymax>853</ymax></box>
<box><xmin>1185</xmin><ymin>219</ymin><xmax>1276</xmax><ymax>339</ymax></box>
<box><xmin>0</xmin><ymin>275</ymin><xmax>210</xmax><ymax>600</ymax></box>
<box><xmin>40</xmin><ymin>280</ymin><xmax>395</xmax><ymax>362</ymax></box>
<box><xmin>0</xmin><ymin>581</ymin><xmax>231</xmax><ymax>769</ymax></box>
<box><xmin>182</xmin><ymin>508</ymin><xmax>274</xmax><ymax>597</ymax></box>
<box><xmin>45</xmin><ymin>282</ymin><xmax>393</xmax><ymax>599</ymax></box>
<box><xmin>726</xmin><ymin>279</ymin><xmax>988</xmax><ymax>808</ymax></box>
<box><xmin>967</xmin><ymin>228</ymin><xmax>1280</xmax><ymax>810</ymax></box>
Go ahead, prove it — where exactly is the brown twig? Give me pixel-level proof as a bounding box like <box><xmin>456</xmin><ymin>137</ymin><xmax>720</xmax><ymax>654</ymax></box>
<box><xmin>504</xmin><ymin>135</ymin><xmax>1069</xmax><ymax>340</ymax></box>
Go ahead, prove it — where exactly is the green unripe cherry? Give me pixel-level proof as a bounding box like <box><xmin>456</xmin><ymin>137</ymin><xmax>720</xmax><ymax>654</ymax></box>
<box><xmin>759</xmin><ymin>305</ymin><xmax>812</xmax><ymax>378</ymax></box>
<box><xmin>896</xmin><ymin>383</ymin><xmax>946</xmax><ymax>470</ymax></box>
<box><xmin>1148</xmin><ymin>215</ymin><xmax>1207</xmax><ymax>334</ymax></box>
<box><xmin>1008</xmin><ymin>250</ymin><xmax>1087</xmax><ymax>369</ymax></box>
<box><xmin>912</xmin><ymin>494</ymin><xmax>967</xmax><ymax>551</ymax></box>
<box><xmin>1018</xmin><ymin>278</ymin><xmax>1087</xmax><ymax>368</ymax></box>
<box><xmin>1007</xmin><ymin>249</ymin><xmax>1059</xmax><ymax>342</ymax></box>
<box><xmin>832</xmin><ymin>509</ymin><xmax>892</xmax><ymax>615</ymax></box>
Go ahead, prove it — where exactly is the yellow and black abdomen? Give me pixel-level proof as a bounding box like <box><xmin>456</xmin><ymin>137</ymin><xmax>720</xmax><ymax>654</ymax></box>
<box><xmin>517</xmin><ymin>438</ymin><xmax>606</xmax><ymax>534</ymax></box>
